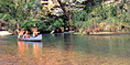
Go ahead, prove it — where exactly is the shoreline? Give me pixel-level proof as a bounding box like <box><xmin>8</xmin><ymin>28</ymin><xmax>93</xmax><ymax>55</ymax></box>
<box><xmin>1</xmin><ymin>31</ymin><xmax>129</xmax><ymax>35</ymax></box>
<box><xmin>73</xmin><ymin>31</ymin><xmax>130</xmax><ymax>35</ymax></box>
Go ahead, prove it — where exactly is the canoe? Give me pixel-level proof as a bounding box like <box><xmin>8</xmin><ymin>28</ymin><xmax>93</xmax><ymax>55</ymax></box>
<box><xmin>18</xmin><ymin>41</ymin><xmax>42</xmax><ymax>44</ymax></box>
<box><xmin>19</xmin><ymin>34</ymin><xmax>42</xmax><ymax>41</ymax></box>
<box><xmin>0</xmin><ymin>31</ymin><xmax>12</xmax><ymax>36</ymax></box>
<box><xmin>24</xmin><ymin>41</ymin><xmax>42</xmax><ymax>44</ymax></box>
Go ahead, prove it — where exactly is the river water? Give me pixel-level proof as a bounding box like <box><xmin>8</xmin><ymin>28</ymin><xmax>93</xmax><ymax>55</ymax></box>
<box><xmin>0</xmin><ymin>33</ymin><xmax>130</xmax><ymax>65</ymax></box>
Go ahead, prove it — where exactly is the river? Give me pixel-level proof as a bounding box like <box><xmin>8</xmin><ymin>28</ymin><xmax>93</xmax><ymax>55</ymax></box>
<box><xmin>0</xmin><ymin>33</ymin><xmax>130</xmax><ymax>65</ymax></box>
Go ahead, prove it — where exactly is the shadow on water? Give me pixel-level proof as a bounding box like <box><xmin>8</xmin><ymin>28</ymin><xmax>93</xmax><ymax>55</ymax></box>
<box><xmin>63</xmin><ymin>33</ymin><xmax>74</xmax><ymax>51</ymax></box>
<box><xmin>42</xmin><ymin>33</ymin><xmax>130</xmax><ymax>56</ymax></box>
<box><xmin>46</xmin><ymin>33</ymin><xmax>130</xmax><ymax>58</ymax></box>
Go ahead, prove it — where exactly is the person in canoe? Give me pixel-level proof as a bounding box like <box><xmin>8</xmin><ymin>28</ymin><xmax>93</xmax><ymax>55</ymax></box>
<box><xmin>23</xmin><ymin>31</ymin><xmax>30</xmax><ymax>38</ymax></box>
<box><xmin>18</xmin><ymin>29</ymin><xmax>25</xmax><ymax>38</ymax></box>
<box><xmin>32</xmin><ymin>28</ymin><xmax>39</xmax><ymax>37</ymax></box>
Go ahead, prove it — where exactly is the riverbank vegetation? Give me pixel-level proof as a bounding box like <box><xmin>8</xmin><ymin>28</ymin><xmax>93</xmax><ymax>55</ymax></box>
<box><xmin>0</xmin><ymin>0</ymin><xmax>130</xmax><ymax>34</ymax></box>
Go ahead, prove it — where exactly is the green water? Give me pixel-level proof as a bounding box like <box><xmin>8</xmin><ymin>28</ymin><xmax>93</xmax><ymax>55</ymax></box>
<box><xmin>0</xmin><ymin>34</ymin><xmax>130</xmax><ymax>65</ymax></box>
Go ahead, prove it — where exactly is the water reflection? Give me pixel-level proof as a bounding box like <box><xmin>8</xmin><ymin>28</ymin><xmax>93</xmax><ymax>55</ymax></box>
<box><xmin>1</xmin><ymin>34</ymin><xmax>130</xmax><ymax>65</ymax></box>
<box><xmin>17</xmin><ymin>41</ymin><xmax>42</xmax><ymax>56</ymax></box>
<box><xmin>64</xmin><ymin>33</ymin><xmax>74</xmax><ymax>51</ymax></box>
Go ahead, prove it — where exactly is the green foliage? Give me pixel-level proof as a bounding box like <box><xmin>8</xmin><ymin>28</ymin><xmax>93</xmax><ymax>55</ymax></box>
<box><xmin>0</xmin><ymin>0</ymin><xmax>130</xmax><ymax>33</ymax></box>
<box><xmin>46</xmin><ymin>18</ymin><xmax>64</xmax><ymax>31</ymax></box>
<box><xmin>72</xmin><ymin>2</ymin><xmax>130</xmax><ymax>32</ymax></box>
<box><xmin>19</xmin><ymin>18</ymin><xmax>43</xmax><ymax>30</ymax></box>
<box><xmin>72</xmin><ymin>10</ymin><xmax>88</xmax><ymax>21</ymax></box>
<box><xmin>0</xmin><ymin>0</ymin><xmax>36</xmax><ymax>21</ymax></box>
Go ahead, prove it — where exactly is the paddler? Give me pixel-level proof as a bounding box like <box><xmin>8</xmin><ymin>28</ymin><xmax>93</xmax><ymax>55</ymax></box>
<box><xmin>32</xmin><ymin>28</ymin><xmax>39</xmax><ymax>37</ymax></box>
<box><xmin>23</xmin><ymin>31</ymin><xmax>30</xmax><ymax>38</ymax></box>
<box><xmin>18</xmin><ymin>29</ymin><xmax>25</xmax><ymax>38</ymax></box>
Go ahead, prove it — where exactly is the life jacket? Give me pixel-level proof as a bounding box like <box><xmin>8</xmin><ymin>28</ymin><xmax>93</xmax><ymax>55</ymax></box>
<box><xmin>19</xmin><ymin>30</ymin><xmax>24</xmax><ymax>36</ymax></box>
<box><xmin>24</xmin><ymin>34</ymin><xmax>30</xmax><ymax>38</ymax></box>
<box><xmin>32</xmin><ymin>28</ymin><xmax>39</xmax><ymax>37</ymax></box>
<box><xmin>33</xmin><ymin>31</ymin><xmax>38</xmax><ymax>37</ymax></box>
<box><xmin>19</xmin><ymin>32</ymin><xmax>24</xmax><ymax>36</ymax></box>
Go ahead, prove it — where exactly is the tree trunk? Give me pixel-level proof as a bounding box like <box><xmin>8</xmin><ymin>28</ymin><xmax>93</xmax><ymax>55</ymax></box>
<box><xmin>57</xmin><ymin>0</ymin><xmax>68</xmax><ymax>21</ymax></box>
<box><xmin>68</xmin><ymin>11</ymin><xmax>73</xmax><ymax>31</ymax></box>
